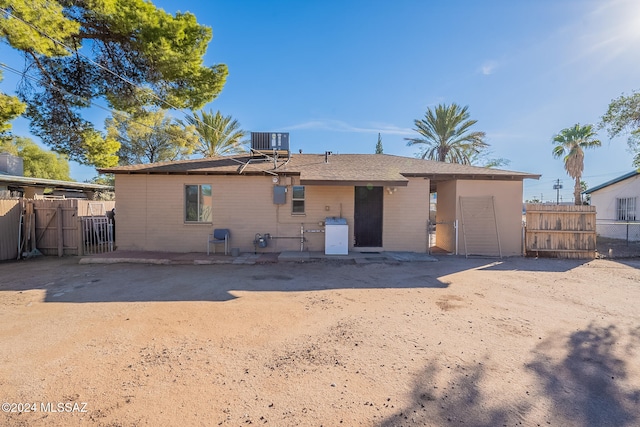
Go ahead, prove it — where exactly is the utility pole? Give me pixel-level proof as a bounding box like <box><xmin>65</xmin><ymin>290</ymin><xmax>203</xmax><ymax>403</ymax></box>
<box><xmin>553</xmin><ymin>179</ymin><xmax>563</xmax><ymax>205</ymax></box>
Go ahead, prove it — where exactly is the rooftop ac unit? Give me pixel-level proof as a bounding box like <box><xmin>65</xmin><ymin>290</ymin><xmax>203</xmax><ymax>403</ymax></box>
<box><xmin>251</xmin><ymin>132</ymin><xmax>289</xmax><ymax>152</ymax></box>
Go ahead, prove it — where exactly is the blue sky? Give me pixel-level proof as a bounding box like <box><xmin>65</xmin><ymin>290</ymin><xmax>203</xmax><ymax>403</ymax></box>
<box><xmin>2</xmin><ymin>0</ymin><xmax>639</xmax><ymax>202</ymax></box>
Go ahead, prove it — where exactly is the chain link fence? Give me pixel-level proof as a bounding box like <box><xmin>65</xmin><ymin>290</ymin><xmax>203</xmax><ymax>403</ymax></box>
<box><xmin>596</xmin><ymin>220</ymin><xmax>640</xmax><ymax>258</ymax></box>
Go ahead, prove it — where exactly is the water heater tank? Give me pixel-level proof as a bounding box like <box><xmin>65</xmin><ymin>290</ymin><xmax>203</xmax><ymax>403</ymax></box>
<box><xmin>325</xmin><ymin>217</ymin><xmax>348</xmax><ymax>255</ymax></box>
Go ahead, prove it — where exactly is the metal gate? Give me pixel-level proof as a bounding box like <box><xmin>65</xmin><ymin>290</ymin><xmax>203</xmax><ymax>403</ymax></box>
<box><xmin>459</xmin><ymin>196</ymin><xmax>502</xmax><ymax>258</ymax></box>
<box><xmin>81</xmin><ymin>216</ymin><xmax>114</xmax><ymax>255</ymax></box>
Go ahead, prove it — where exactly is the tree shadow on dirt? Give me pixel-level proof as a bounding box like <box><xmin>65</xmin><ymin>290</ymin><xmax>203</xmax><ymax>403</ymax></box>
<box><xmin>527</xmin><ymin>323</ymin><xmax>640</xmax><ymax>427</ymax></box>
<box><xmin>378</xmin><ymin>360</ymin><xmax>525</xmax><ymax>426</ymax></box>
<box><xmin>378</xmin><ymin>324</ymin><xmax>640</xmax><ymax>426</ymax></box>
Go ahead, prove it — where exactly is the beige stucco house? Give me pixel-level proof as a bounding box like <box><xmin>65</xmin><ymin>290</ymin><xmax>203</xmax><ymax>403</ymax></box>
<box><xmin>99</xmin><ymin>152</ymin><xmax>539</xmax><ymax>256</ymax></box>
<box><xmin>584</xmin><ymin>171</ymin><xmax>640</xmax><ymax>241</ymax></box>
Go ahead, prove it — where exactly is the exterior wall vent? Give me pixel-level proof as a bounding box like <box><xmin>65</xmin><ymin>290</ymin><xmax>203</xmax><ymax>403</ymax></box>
<box><xmin>251</xmin><ymin>132</ymin><xmax>289</xmax><ymax>152</ymax></box>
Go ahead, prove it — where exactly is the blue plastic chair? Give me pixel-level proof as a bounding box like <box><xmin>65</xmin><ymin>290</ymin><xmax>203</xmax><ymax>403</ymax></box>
<box><xmin>207</xmin><ymin>229</ymin><xmax>230</xmax><ymax>255</ymax></box>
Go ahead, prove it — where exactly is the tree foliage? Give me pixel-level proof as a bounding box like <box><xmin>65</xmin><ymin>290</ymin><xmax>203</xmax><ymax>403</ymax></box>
<box><xmin>184</xmin><ymin>110</ymin><xmax>247</xmax><ymax>157</ymax></box>
<box><xmin>466</xmin><ymin>149</ymin><xmax>510</xmax><ymax>169</ymax></box>
<box><xmin>0</xmin><ymin>71</ymin><xmax>26</xmax><ymax>135</ymax></box>
<box><xmin>375</xmin><ymin>133</ymin><xmax>383</xmax><ymax>154</ymax></box>
<box><xmin>0</xmin><ymin>137</ymin><xmax>71</xmax><ymax>180</ymax></box>
<box><xmin>0</xmin><ymin>0</ymin><xmax>227</xmax><ymax>167</ymax></box>
<box><xmin>599</xmin><ymin>91</ymin><xmax>640</xmax><ymax>168</ymax></box>
<box><xmin>88</xmin><ymin>174</ymin><xmax>115</xmax><ymax>187</ymax></box>
<box><xmin>106</xmin><ymin>109</ymin><xmax>198</xmax><ymax>165</ymax></box>
<box><xmin>406</xmin><ymin>103</ymin><xmax>488</xmax><ymax>164</ymax></box>
<box><xmin>552</xmin><ymin>124</ymin><xmax>601</xmax><ymax>205</ymax></box>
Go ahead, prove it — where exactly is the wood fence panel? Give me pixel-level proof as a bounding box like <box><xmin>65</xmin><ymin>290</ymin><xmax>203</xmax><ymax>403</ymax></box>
<box><xmin>76</xmin><ymin>200</ymin><xmax>116</xmax><ymax>216</ymax></box>
<box><xmin>32</xmin><ymin>199</ymin><xmax>80</xmax><ymax>256</ymax></box>
<box><xmin>2</xmin><ymin>199</ymin><xmax>116</xmax><ymax>259</ymax></box>
<box><xmin>525</xmin><ymin>204</ymin><xmax>596</xmax><ymax>259</ymax></box>
<box><xmin>0</xmin><ymin>199</ymin><xmax>21</xmax><ymax>260</ymax></box>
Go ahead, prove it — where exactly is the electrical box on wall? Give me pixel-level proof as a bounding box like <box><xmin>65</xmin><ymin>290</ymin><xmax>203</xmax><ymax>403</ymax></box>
<box><xmin>273</xmin><ymin>185</ymin><xmax>287</xmax><ymax>204</ymax></box>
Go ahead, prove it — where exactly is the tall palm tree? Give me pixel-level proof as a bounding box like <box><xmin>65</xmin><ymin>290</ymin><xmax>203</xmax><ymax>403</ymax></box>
<box><xmin>405</xmin><ymin>103</ymin><xmax>488</xmax><ymax>164</ymax></box>
<box><xmin>552</xmin><ymin>123</ymin><xmax>601</xmax><ymax>205</ymax></box>
<box><xmin>185</xmin><ymin>110</ymin><xmax>247</xmax><ymax>157</ymax></box>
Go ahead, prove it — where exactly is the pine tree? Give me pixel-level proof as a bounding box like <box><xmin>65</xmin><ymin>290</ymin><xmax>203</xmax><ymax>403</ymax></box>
<box><xmin>375</xmin><ymin>133</ymin><xmax>383</xmax><ymax>154</ymax></box>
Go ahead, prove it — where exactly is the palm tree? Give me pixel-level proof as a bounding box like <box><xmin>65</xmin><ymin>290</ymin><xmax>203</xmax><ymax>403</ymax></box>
<box><xmin>405</xmin><ymin>103</ymin><xmax>488</xmax><ymax>164</ymax></box>
<box><xmin>185</xmin><ymin>110</ymin><xmax>247</xmax><ymax>157</ymax></box>
<box><xmin>552</xmin><ymin>123</ymin><xmax>601</xmax><ymax>205</ymax></box>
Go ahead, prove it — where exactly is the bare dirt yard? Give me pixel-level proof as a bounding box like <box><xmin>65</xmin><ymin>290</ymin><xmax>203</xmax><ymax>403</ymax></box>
<box><xmin>1</xmin><ymin>255</ymin><xmax>639</xmax><ymax>427</ymax></box>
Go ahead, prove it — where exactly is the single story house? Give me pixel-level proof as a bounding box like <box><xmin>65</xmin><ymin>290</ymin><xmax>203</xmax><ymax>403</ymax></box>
<box><xmin>0</xmin><ymin>153</ymin><xmax>113</xmax><ymax>199</ymax></box>
<box><xmin>99</xmin><ymin>148</ymin><xmax>539</xmax><ymax>256</ymax></box>
<box><xmin>584</xmin><ymin>170</ymin><xmax>640</xmax><ymax>241</ymax></box>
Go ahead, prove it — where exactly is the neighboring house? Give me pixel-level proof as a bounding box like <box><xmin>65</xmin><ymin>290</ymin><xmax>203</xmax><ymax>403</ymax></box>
<box><xmin>99</xmin><ymin>142</ymin><xmax>539</xmax><ymax>256</ymax></box>
<box><xmin>0</xmin><ymin>153</ymin><xmax>113</xmax><ymax>199</ymax></box>
<box><xmin>584</xmin><ymin>171</ymin><xmax>640</xmax><ymax>241</ymax></box>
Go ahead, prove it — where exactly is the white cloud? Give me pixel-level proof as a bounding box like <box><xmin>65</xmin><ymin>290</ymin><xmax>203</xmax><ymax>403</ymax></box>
<box><xmin>479</xmin><ymin>60</ymin><xmax>499</xmax><ymax>75</ymax></box>
<box><xmin>284</xmin><ymin>119</ymin><xmax>413</xmax><ymax>136</ymax></box>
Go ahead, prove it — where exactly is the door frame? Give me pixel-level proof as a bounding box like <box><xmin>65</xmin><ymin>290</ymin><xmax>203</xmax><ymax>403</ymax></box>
<box><xmin>353</xmin><ymin>186</ymin><xmax>383</xmax><ymax>249</ymax></box>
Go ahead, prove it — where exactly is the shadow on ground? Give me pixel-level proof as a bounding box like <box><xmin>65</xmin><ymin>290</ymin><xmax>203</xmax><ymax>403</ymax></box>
<box><xmin>475</xmin><ymin>257</ymin><xmax>588</xmax><ymax>273</ymax></box>
<box><xmin>378</xmin><ymin>359</ymin><xmax>525</xmax><ymax>426</ymax></box>
<box><xmin>527</xmin><ymin>323</ymin><xmax>640</xmax><ymax>427</ymax></box>
<box><xmin>379</xmin><ymin>323</ymin><xmax>640</xmax><ymax>426</ymax></box>
<box><xmin>0</xmin><ymin>256</ymin><xmax>497</xmax><ymax>303</ymax></box>
<box><xmin>1</xmin><ymin>255</ymin><xmax>631</xmax><ymax>303</ymax></box>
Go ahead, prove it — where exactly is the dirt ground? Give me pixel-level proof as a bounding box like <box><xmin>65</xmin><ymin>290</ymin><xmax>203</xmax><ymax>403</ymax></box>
<box><xmin>0</xmin><ymin>255</ymin><xmax>639</xmax><ymax>427</ymax></box>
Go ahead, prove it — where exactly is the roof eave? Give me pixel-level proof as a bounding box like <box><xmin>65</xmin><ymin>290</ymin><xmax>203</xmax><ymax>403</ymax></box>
<box><xmin>300</xmin><ymin>179</ymin><xmax>409</xmax><ymax>187</ymax></box>
<box><xmin>423</xmin><ymin>173</ymin><xmax>541</xmax><ymax>181</ymax></box>
<box><xmin>0</xmin><ymin>174</ymin><xmax>113</xmax><ymax>191</ymax></box>
<box><xmin>583</xmin><ymin>171</ymin><xmax>639</xmax><ymax>194</ymax></box>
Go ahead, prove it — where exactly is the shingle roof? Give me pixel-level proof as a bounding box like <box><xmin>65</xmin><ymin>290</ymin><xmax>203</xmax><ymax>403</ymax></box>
<box><xmin>583</xmin><ymin>170</ymin><xmax>640</xmax><ymax>194</ymax></box>
<box><xmin>98</xmin><ymin>153</ymin><xmax>540</xmax><ymax>184</ymax></box>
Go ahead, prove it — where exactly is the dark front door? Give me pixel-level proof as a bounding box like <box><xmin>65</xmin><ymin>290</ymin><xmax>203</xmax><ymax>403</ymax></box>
<box><xmin>354</xmin><ymin>186</ymin><xmax>383</xmax><ymax>247</ymax></box>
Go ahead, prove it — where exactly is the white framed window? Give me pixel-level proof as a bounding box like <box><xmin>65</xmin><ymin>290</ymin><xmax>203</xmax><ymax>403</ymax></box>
<box><xmin>616</xmin><ymin>197</ymin><xmax>636</xmax><ymax>221</ymax></box>
<box><xmin>185</xmin><ymin>184</ymin><xmax>212</xmax><ymax>223</ymax></box>
<box><xmin>292</xmin><ymin>185</ymin><xmax>305</xmax><ymax>214</ymax></box>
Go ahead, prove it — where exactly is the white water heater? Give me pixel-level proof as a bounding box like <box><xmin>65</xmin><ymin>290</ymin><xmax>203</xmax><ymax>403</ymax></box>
<box><xmin>325</xmin><ymin>217</ymin><xmax>348</xmax><ymax>255</ymax></box>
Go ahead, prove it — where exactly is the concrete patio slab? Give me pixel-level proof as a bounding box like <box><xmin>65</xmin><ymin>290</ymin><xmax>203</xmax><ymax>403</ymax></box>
<box><xmin>79</xmin><ymin>250</ymin><xmax>439</xmax><ymax>265</ymax></box>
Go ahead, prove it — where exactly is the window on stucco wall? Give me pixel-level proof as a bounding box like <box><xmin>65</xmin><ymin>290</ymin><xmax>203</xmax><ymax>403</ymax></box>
<box><xmin>292</xmin><ymin>185</ymin><xmax>305</xmax><ymax>214</ymax></box>
<box><xmin>616</xmin><ymin>197</ymin><xmax>636</xmax><ymax>221</ymax></box>
<box><xmin>185</xmin><ymin>184</ymin><xmax>212</xmax><ymax>223</ymax></box>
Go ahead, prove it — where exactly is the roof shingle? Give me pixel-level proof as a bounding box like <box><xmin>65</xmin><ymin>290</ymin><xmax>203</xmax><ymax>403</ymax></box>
<box><xmin>98</xmin><ymin>153</ymin><xmax>540</xmax><ymax>183</ymax></box>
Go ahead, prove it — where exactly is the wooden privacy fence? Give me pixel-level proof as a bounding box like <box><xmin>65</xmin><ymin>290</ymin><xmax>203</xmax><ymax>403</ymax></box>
<box><xmin>525</xmin><ymin>203</ymin><xmax>596</xmax><ymax>259</ymax></box>
<box><xmin>0</xmin><ymin>199</ymin><xmax>21</xmax><ymax>260</ymax></box>
<box><xmin>0</xmin><ymin>198</ymin><xmax>115</xmax><ymax>260</ymax></box>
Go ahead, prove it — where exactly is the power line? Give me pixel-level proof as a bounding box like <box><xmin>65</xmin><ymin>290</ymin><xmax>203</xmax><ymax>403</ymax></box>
<box><xmin>1</xmin><ymin>64</ymin><xmax>261</xmax><ymax>173</ymax></box>
<box><xmin>0</xmin><ymin>6</ymin><xmax>225</xmax><ymax>139</ymax></box>
<box><xmin>0</xmin><ymin>62</ymin><xmax>164</xmax><ymax>135</ymax></box>
<box><xmin>0</xmin><ymin>6</ymin><xmax>185</xmax><ymax>113</ymax></box>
